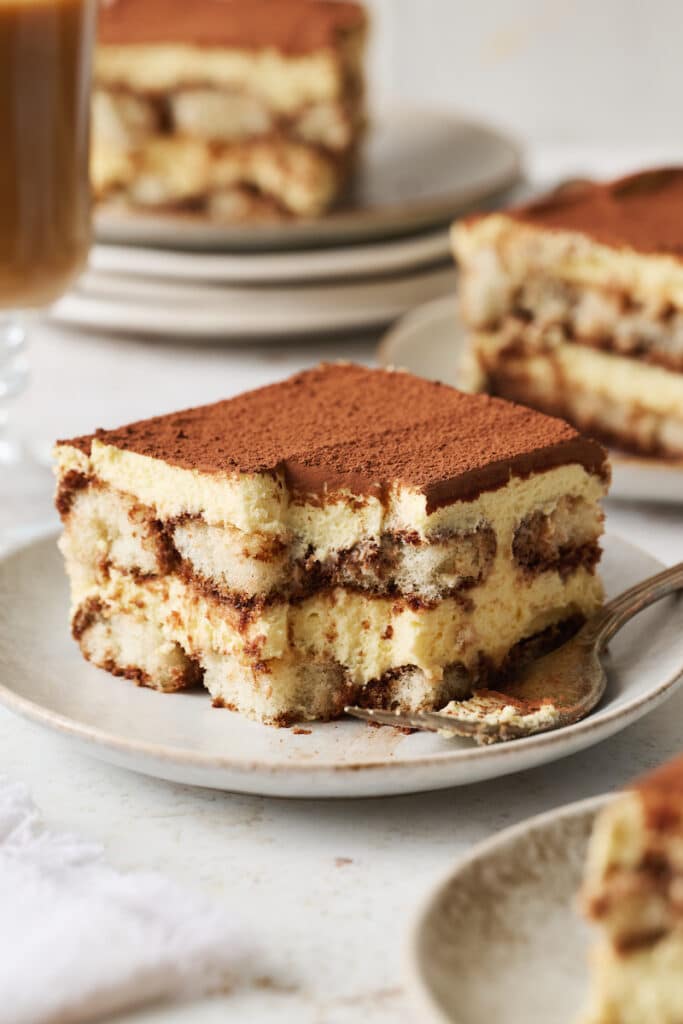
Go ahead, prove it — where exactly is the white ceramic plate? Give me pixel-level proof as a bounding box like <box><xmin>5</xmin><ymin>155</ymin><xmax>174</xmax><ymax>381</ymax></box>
<box><xmin>89</xmin><ymin>227</ymin><xmax>452</xmax><ymax>285</ymax></box>
<box><xmin>379</xmin><ymin>295</ymin><xmax>683</xmax><ymax>505</ymax></box>
<box><xmin>1</xmin><ymin>535</ymin><xmax>682</xmax><ymax>798</ymax></box>
<box><xmin>407</xmin><ymin>794</ymin><xmax>609</xmax><ymax>1024</ymax></box>
<box><xmin>51</xmin><ymin>264</ymin><xmax>456</xmax><ymax>340</ymax></box>
<box><xmin>94</xmin><ymin>109</ymin><xmax>522</xmax><ymax>251</ymax></box>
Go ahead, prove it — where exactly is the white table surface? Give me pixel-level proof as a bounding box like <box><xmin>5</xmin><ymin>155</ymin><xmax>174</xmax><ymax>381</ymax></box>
<box><xmin>3</xmin><ymin>169</ymin><xmax>683</xmax><ymax>1022</ymax></box>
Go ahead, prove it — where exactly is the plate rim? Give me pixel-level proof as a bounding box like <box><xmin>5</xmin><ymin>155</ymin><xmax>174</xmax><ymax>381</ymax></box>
<box><xmin>404</xmin><ymin>792</ymin><xmax>612</xmax><ymax>1024</ymax></box>
<box><xmin>94</xmin><ymin>107</ymin><xmax>523</xmax><ymax>252</ymax></box>
<box><xmin>377</xmin><ymin>292</ymin><xmax>458</xmax><ymax>369</ymax></box>
<box><xmin>89</xmin><ymin>226</ymin><xmax>453</xmax><ymax>285</ymax></box>
<box><xmin>51</xmin><ymin>263</ymin><xmax>457</xmax><ymax>340</ymax></box>
<box><xmin>1</xmin><ymin>533</ymin><xmax>682</xmax><ymax>787</ymax></box>
<box><xmin>377</xmin><ymin>294</ymin><xmax>683</xmax><ymax>484</ymax></box>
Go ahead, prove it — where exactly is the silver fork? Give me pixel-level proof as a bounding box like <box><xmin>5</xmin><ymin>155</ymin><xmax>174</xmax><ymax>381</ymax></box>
<box><xmin>345</xmin><ymin>561</ymin><xmax>683</xmax><ymax>745</ymax></box>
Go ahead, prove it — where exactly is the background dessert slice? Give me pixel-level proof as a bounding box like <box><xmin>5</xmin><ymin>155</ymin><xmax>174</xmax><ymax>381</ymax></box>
<box><xmin>93</xmin><ymin>0</ymin><xmax>367</xmax><ymax>220</ymax></box>
<box><xmin>55</xmin><ymin>364</ymin><xmax>609</xmax><ymax>726</ymax></box>
<box><xmin>452</xmin><ymin>168</ymin><xmax>683</xmax><ymax>459</ymax></box>
<box><xmin>580</xmin><ymin>755</ymin><xmax>683</xmax><ymax>1024</ymax></box>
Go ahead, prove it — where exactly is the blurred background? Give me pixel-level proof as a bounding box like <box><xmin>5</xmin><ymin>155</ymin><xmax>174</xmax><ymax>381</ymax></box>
<box><xmin>368</xmin><ymin>0</ymin><xmax>682</xmax><ymax>154</ymax></box>
<box><xmin>5</xmin><ymin>0</ymin><xmax>683</xmax><ymax>545</ymax></box>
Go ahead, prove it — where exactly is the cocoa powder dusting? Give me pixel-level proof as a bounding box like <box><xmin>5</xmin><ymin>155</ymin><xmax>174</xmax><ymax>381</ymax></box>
<box><xmin>507</xmin><ymin>167</ymin><xmax>683</xmax><ymax>259</ymax></box>
<box><xmin>99</xmin><ymin>0</ymin><xmax>365</xmax><ymax>52</ymax></box>
<box><xmin>57</xmin><ymin>364</ymin><xmax>607</xmax><ymax>510</ymax></box>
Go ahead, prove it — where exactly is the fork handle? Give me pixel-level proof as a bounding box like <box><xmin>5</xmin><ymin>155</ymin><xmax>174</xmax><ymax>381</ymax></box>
<box><xmin>587</xmin><ymin>560</ymin><xmax>683</xmax><ymax>649</ymax></box>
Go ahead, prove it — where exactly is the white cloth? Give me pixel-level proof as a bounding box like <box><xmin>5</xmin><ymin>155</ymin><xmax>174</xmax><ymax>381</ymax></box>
<box><xmin>0</xmin><ymin>778</ymin><xmax>245</xmax><ymax>1024</ymax></box>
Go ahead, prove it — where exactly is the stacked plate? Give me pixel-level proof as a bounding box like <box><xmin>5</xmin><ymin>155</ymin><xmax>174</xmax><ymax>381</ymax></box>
<box><xmin>51</xmin><ymin>109</ymin><xmax>522</xmax><ymax>341</ymax></box>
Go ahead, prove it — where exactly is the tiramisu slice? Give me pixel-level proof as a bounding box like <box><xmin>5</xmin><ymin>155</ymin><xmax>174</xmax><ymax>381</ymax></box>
<box><xmin>452</xmin><ymin>168</ymin><xmax>683</xmax><ymax>459</ymax></box>
<box><xmin>580</xmin><ymin>755</ymin><xmax>683</xmax><ymax>1023</ymax></box>
<box><xmin>93</xmin><ymin>0</ymin><xmax>367</xmax><ymax>220</ymax></box>
<box><xmin>55</xmin><ymin>363</ymin><xmax>609</xmax><ymax>726</ymax></box>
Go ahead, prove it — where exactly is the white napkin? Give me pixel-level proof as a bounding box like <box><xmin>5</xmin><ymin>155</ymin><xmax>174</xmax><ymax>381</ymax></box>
<box><xmin>0</xmin><ymin>778</ymin><xmax>244</xmax><ymax>1024</ymax></box>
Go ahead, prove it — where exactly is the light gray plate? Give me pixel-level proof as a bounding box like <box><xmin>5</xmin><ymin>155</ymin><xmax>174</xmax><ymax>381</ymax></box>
<box><xmin>0</xmin><ymin>535</ymin><xmax>681</xmax><ymax>797</ymax></box>
<box><xmin>94</xmin><ymin>109</ymin><xmax>522</xmax><ymax>252</ymax></box>
<box><xmin>407</xmin><ymin>795</ymin><xmax>609</xmax><ymax>1023</ymax></box>
<box><xmin>88</xmin><ymin>227</ymin><xmax>452</xmax><ymax>285</ymax></box>
<box><xmin>379</xmin><ymin>295</ymin><xmax>683</xmax><ymax>505</ymax></box>
<box><xmin>50</xmin><ymin>263</ymin><xmax>456</xmax><ymax>340</ymax></box>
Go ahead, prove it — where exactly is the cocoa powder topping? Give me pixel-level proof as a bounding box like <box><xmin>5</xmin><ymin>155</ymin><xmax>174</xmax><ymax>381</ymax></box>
<box><xmin>57</xmin><ymin>364</ymin><xmax>608</xmax><ymax>511</ymax></box>
<box><xmin>99</xmin><ymin>0</ymin><xmax>366</xmax><ymax>53</ymax></box>
<box><xmin>508</xmin><ymin>167</ymin><xmax>683</xmax><ymax>259</ymax></box>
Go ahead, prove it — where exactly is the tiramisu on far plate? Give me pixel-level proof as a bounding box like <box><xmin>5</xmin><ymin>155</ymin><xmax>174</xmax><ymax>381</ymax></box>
<box><xmin>452</xmin><ymin>168</ymin><xmax>683</xmax><ymax>459</ymax></box>
<box><xmin>54</xmin><ymin>363</ymin><xmax>609</xmax><ymax>727</ymax></box>
<box><xmin>93</xmin><ymin>0</ymin><xmax>367</xmax><ymax>220</ymax></box>
<box><xmin>580</xmin><ymin>754</ymin><xmax>683</xmax><ymax>1023</ymax></box>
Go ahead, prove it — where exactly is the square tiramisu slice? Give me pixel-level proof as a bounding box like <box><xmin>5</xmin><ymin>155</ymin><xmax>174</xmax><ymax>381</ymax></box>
<box><xmin>452</xmin><ymin>168</ymin><xmax>683</xmax><ymax>459</ymax></box>
<box><xmin>93</xmin><ymin>0</ymin><xmax>367</xmax><ymax>220</ymax></box>
<box><xmin>55</xmin><ymin>363</ymin><xmax>609</xmax><ymax>727</ymax></box>
<box><xmin>580</xmin><ymin>755</ymin><xmax>683</xmax><ymax>1023</ymax></box>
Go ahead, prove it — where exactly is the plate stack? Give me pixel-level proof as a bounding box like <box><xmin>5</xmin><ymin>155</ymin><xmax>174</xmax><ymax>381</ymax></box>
<box><xmin>52</xmin><ymin>110</ymin><xmax>522</xmax><ymax>342</ymax></box>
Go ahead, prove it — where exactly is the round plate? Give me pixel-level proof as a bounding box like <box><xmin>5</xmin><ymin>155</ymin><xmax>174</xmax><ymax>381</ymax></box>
<box><xmin>89</xmin><ymin>227</ymin><xmax>452</xmax><ymax>285</ymax></box>
<box><xmin>94</xmin><ymin>109</ymin><xmax>522</xmax><ymax>251</ymax></box>
<box><xmin>379</xmin><ymin>295</ymin><xmax>683</xmax><ymax>505</ymax></box>
<box><xmin>0</xmin><ymin>535</ymin><xmax>682</xmax><ymax>798</ymax></box>
<box><xmin>50</xmin><ymin>264</ymin><xmax>456</xmax><ymax>340</ymax></box>
<box><xmin>407</xmin><ymin>794</ymin><xmax>609</xmax><ymax>1024</ymax></box>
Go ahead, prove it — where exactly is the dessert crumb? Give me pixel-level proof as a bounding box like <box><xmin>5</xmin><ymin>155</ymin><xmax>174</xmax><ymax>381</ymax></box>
<box><xmin>292</xmin><ymin>727</ymin><xmax>312</xmax><ymax>735</ymax></box>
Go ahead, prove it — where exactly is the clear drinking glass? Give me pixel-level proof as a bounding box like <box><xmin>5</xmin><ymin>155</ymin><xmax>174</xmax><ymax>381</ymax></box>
<box><xmin>0</xmin><ymin>0</ymin><xmax>95</xmax><ymax>493</ymax></box>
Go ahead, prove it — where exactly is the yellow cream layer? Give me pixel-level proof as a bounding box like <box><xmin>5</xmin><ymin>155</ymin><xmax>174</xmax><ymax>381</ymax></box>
<box><xmin>583</xmin><ymin>793</ymin><xmax>653</xmax><ymax>883</ymax></box>
<box><xmin>452</xmin><ymin>214</ymin><xmax>683</xmax><ymax>312</ymax></box>
<box><xmin>582</xmin><ymin>790</ymin><xmax>683</xmax><ymax>947</ymax></box>
<box><xmin>96</xmin><ymin>41</ymin><xmax>361</xmax><ymax>113</ymax></box>
<box><xmin>91</xmin><ymin>135</ymin><xmax>339</xmax><ymax>215</ymax></box>
<box><xmin>93</xmin><ymin>87</ymin><xmax>356</xmax><ymax>151</ymax></box>
<box><xmin>584</xmin><ymin>791</ymin><xmax>683</xmax><ymax>881</ymax></box>
<box><xmin>580</xmin><ymin>936</ymin><xmax>683</xmax><ymax>1024</ymax></box>
<box><xmin>580</xmin><ymin>789</ymin><xmax>683</xmax><ymax>1023</ymax></box>
<box><xmin>471</xmin><ymin>333</ymin><xmax>683</xmax><ymax>423</ymax></box>
<box><xmin>55</xmin><ymin>442</ymin><xmax>607</xmax><ymax>553</ymax></box>
<box><xmin>67</xmin><ymin>554</ymin><xmax>602</xmax><ymax>687</ymax></box>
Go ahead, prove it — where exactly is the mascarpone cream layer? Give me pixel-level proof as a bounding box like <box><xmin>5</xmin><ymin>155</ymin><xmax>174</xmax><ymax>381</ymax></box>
<box><xmin>583</xmin><ymin>791</ymin><xmax>683</xmax><ymax>943</ymax></box>
<box><xmin>55</xmin><ymin>441</ymin><xmax>607</xmax><ymax>554</ymax></box>
<box><xmin>91</xmin><ymin>135</ymin><xmax>339</xmax><ymax>214</ymax></box>
<box><xmin>587</xmin><ymin>793</ymin><xmax>683</xmax><ymax>880</ymax></box>
<box><xmin>473</xmin><ymin>334</ymin><xmax>683</xmax><ymax>419</ymax></box>
<box><xmin>96</xmin><ymin>44</ymin><xmax>357</xmax><ymax>113</ymax></box>
<box><xmin>581</xmin><ymin>935</ymin><xmax>683</xmax><ymax>1024</ymax></box>
<box><xmin>581</xmin><ymin>789</ymin><xmax>683</xmax><ymax>1024</ymax></box>
<box><xmin>453</xmin><ymin>214</ymin><xmax>683</xmax><ymax>311</ymax></box>
<box><xmin>66</xmin><ymin>547</ymin><xmax>602</xmax><ymax>686</ymax></box>
<box><xmin>93</xmin><ymin>87</ymin><xmax>358</xmax><ymax>152</ymax></box>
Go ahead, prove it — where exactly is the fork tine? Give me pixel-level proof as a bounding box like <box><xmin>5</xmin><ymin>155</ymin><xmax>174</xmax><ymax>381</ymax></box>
<box><xmin>345</xmin><ymin>703</ymin><xmax>560</xmax><ymax>745</ymax></box>
<box><xmin>344</xmin><ymin>706</ymin><xmax>442</xmax><ymax>732</ymax></box>
<box><xmin>414</xmin><ymin>709</ymin><xmax>483</xmax><ymax>736</ymax></box>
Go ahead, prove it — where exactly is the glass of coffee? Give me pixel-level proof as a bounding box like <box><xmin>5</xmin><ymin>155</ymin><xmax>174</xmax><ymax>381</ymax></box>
<box><xmin>0</xmin><ymin>0</ymin><xmax>96</xmax><ymax>467</ymax></box>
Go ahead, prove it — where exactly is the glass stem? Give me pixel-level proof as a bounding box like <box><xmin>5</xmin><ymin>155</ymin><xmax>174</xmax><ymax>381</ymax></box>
<box><xmin>0</xmin><ymin>313</ymin><xmax>29</xmax><ymax>465</ymax></box>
